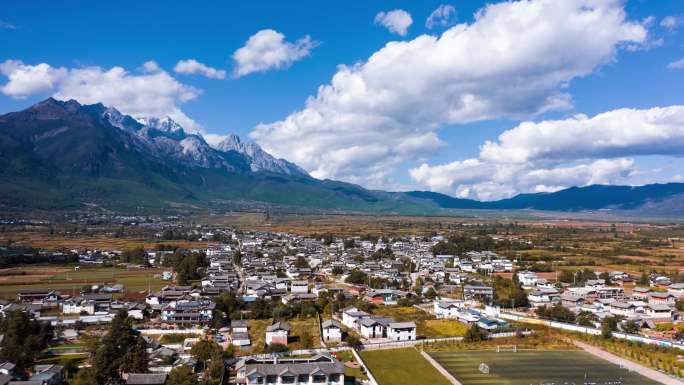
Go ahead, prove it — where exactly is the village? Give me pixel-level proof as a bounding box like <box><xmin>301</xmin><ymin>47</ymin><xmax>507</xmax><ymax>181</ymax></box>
<box><xmin>1</xmin><ymin>225</ymin><xmax>684</xmax><ymax>385</ymax></box>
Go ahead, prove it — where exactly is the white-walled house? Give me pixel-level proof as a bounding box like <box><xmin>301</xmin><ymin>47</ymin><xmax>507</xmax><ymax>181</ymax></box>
<box><xmin>527</xmin><ymin>288</ymin><xmax>561</xmax><ymax>308</ymax></box>
<box><xmin>610</xmin><ymin>301</ymin><xmax>637</xmax><ymax>317</ymax></box>
<box><xmin>645</xmin><ymin>304</ymin><xmax>673</xmax><ymax>320</ymax></box>
<box><xmin>231</xmin><ymin>319</ymin><xmax>249</xmax><ymax>334</ymax></box>
<box><xmin>341</xmin><ymin>307</ymin><xmax>370</xmax><ymax>329</ymax></box>
<box><xmin>648</xmin><ymin>292</ymin><xmax>676</xmax><ymax>306</ymax></box>
<box><xmin>61</xmin><ymin>299</ymin><xmax>95</xmax><ymax>315</ymax></box>
<box><xmin>231</xmin><ymin>332</ymin><xmax>251</xmax><ymax>348</ymax></box>
<box><xmin>321</xmin><ymin>320</ymin><xmax>342</xmax><ymax>343</ymax></box>
<box><xmin>667</xmin><ymin>283</ymin><xmax>684</xmax><ymax>298</ymax></box>
<box><xmin>290</xmin><ymin>280</ymin><xmax>309</xmax><ymax>294</ymax></box>
<box><xmin>265</xmin><ymin>321</ymin><xmax>290</xmax><ymax>345</ymax></box>
<box><xmin>359</xmin><ymin>318</ymin><xmax>391</xmax><ymax>339</ymax></box>
<box><xmin>236</xmin><ymin>355</ymin><xmax>344</xmax><ymax>385</ymax></box>
<box><xmin>434</xmin><ymin>300</ymin><xmax>464</xmax><ymax>319</ymax></box>
<box><xmin>387</xmin><ymin>322</ymin><xmax>416</xmax><ymax>341</ymax></box>
<box><xmin>517</xmin><ymin>271</ymin><xmax>539</xmax><ymax>288</ymax></box>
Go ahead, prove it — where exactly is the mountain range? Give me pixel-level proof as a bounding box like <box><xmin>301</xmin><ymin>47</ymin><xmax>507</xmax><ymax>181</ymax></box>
<box><xmin>2</xmin><ymin>97</ymin><xmax>684</xmax><ymax>216</ymax></box>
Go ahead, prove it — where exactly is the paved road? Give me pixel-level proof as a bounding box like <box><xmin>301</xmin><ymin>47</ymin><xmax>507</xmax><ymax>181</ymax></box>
<box><xmin>573</xmin><ymin>339</ymin><xmax>684</xmax><ymax>385</ymax></box>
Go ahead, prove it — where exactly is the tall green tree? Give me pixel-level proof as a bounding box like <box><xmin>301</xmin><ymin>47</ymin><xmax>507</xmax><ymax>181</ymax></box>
<box><xmin>90</xmin><ymin>310</ymin><xmax>148</xmax><ymax>384</ymax></box>
<box><xmin>167</xmin><ymin>366</ymin><xmax>199</xmax><ymax>385</ymax></box>
<box><xmin>189</xmin><ymin>340</ymin><xmax>222</xmax><ymax>371</ymax></box>
<box><xmin>463</xmin><ymin>324</ymin><xmax>487</xmax><ymax>342</ymax></box>
<box><xmin>204</xmin><ymin>353</ymin><xmax>225</xmax><ymax>385</ymax></box>
<box><xmin>0</xmin><ymin>310</ymin><xmax>53</xmax><ymax>372</ymax></box>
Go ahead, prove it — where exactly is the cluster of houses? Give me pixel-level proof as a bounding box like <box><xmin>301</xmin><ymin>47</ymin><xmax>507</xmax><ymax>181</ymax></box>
<box><xmin>11</xmin><ymin>225</ymin><xmax>684</xmax><ymax>385</ymax></box>
<box><xmin>0</xmin><ymin>363</ymin><xmax>64</xmax><ymax>385</ymax></box>
<box><xmin>520</xmin><ymin>270</ymin><xmax>680</xmax><ymax>327</ymax></box>
<box><xmin>433</xmin><ymin>300</ymin><xmax>508</xmax><ymax>330</ymax></box>
<box><xmin>341</xmin><ymin>306</ymin><xmax>417</xmax><ymax>341</ymax></box>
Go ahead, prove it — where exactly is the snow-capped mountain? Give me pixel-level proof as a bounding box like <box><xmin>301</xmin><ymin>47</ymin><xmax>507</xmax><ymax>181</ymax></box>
<box><xmin>215</xmin><ymin>134</ymin><xmax>308</xmax><ymax>176</ymax></box>
<box><xmin>94</xmin><ymin>104</ymin><xmax>309</xmax><ymax>176</ymax></box>
<box><xmin>36</xmin><ymin>98</ymin><xmax>304</xmax><ymax>174</ymax></box>
<box><xmin>0</xmin><ymin>97</ymin><xmax>406</xmax><ymax>213</ymax></box>
<box><xmin>137</xmin><ymin>116</ymin><xmax>185</xmax><ymax>134</ymax></box>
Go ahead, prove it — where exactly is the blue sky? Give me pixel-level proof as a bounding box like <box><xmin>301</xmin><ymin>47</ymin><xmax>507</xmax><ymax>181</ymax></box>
<box><xmin>1</xmin><ymin>0</ymin><xmax>684</xmax><ymax>200</ymax></box>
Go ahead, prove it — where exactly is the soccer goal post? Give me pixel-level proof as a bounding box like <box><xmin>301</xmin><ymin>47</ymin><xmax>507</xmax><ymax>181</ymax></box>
<box><xmin>496</xmin><ymin>345</ymin><xmax>517</xmax><ymax>352</ymax></box>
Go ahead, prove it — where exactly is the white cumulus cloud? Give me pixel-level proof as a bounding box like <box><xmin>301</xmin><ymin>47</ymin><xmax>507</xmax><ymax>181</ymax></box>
<box><xmin>426</xmin><ymin>5</ymin><xmax>456</xmax><ymax>29</ymax></box>
<box><xmin>661</xmin><ymin>16</ymin><xmax>679</xmax><ymax>30</ymax></box>
<box><xmin>251</xmin><ymin>0</ymin><xmax>647</xmax><ymax>188</ymax></box>
<box><xmin>232</xmin><ymin>29</ymin><xmax>318</xmax><ymax>78</ymax></box>
<box><xmin>0</xmin><ymin>60</ymin><xmax>67</xmax><ymax>99</ymax></box>
<box><xmin>0</xmin><ymin>59</ymin><xmax>202</xmax><ymax>131</ymax></box>
<box><xmin>375</xmin><ymin>9</ymin><xmax>413</xmax><ymax>36</ymax></box>
<box><xmin>410</xmin><ymin>105</ymin><xmax>684</xmax><ymax>200</ymax></box>
<box><xmin>174</xmin><ymin>59</ymin><xmax>227</xmax><ymax>79</ymax></box>
<box><xmin>480</xmin><ymin>106</ymin><xmax>684</xmax><ymax>163</ymax></box>
<box><xmin>668</xmin><ymin>58</ymin><xmax>684</xmax><ymax>70</ymax></box>
<box><xmin>141</xmin><ymin>60</ymin><xmax>161</xmax><ymax>73</ymax></box>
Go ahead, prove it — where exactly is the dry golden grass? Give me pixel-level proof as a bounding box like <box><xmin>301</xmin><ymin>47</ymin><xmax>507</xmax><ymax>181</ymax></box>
<box><xmin>0</xmin><ymin>231</ymin><xmax>211</xmax><ymax>250</ymax></box>
<box><xmin>0</xmin><ymin>265</ymin><xmax>168</xmax><ymax>298</ymax></box>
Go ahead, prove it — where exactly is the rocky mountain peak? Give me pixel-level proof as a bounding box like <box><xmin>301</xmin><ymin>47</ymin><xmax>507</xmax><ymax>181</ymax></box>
<box><xmin>215</xmin><ymin>134</ymin><xmax>309</xmax><ymax>177</ymax></box>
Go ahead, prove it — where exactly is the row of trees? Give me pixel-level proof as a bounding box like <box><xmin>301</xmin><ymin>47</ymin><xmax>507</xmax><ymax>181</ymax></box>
<box><xmin>0</xmin><ymin>248</ymin><xmax>79</xmax><ymax>268</ymax></box>
<box><xmin>344</xmin><ymin>269</ymin><xmax>410</xmax><ymax>290</ymax></box>
<box><xmin>431</xmin><ymin>234</ymin><xmax>531</xmax><ymax>255</ymax></box>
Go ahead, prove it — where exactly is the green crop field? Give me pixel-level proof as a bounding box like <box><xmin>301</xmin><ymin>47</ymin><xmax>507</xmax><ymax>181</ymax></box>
<box><xmin>429</xmin><ymin>350</ymin><xmax>661</xmax><ymax>385</ymax></box>
<box><xmin>361</xmin><ymin>348</ymin><xmax>451</xmax><ymax>385</ymax></box>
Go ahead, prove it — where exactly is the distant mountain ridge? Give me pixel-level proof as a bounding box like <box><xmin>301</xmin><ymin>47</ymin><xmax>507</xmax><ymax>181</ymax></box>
<box><xmin>2</xmin><ymin>97</ymin><xmax>684</xmax><ymax>216</ymax></box>
<box><xmin>0</xmin><ymin>98</ymin><xmax>434</xmax><ymax>213</ymax></box>
<box><xmin>406</xmin><ymin>184</ymin><xmax>684</xmax><ymax>212</ymax></box>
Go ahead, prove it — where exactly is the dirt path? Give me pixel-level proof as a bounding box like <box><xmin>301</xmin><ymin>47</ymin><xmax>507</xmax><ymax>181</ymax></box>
<box><xmin>573</xmin><ymin>339</ymin><xmax>684</xmax><ymax>385</ymax></box>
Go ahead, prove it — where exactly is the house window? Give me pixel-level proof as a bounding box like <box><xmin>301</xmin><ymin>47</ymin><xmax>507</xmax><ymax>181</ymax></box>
<box><xmin>312</xmin><ymin>374</ymin><xmax>327</xmax><ymax>383</ymax></box>
<box><xmin>266</xmin><ymin>375</ymin><xmax>277</xmax><ymax>383</ymax></box>
<box><xmin>251</xmin><ymin>376</ymin><xmax>264</xmax><ymax>384</ymax></box>
<box><xmin>281</xmin><ymin>375</ymin><xmax>295</xmax><ymax>384</ymax></box>
<box><xmin>297</xmin><ymin>374</ymin><xmax>309</xmax><ymax>383</ymax></box>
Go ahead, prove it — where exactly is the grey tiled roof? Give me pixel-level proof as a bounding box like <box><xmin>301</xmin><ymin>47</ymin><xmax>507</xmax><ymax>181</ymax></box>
<box><xmin>245</xmin><ymin>360</ymin><xmax>343</xmax><ymax>377</ymax></box>
<box><xmin>321</xmin><ymin>320</ymin><xmax>341</xmax><ymax>329</ymax></box>
<box><xmin>126</xmin><ymin>373</ymin><xmax>168</xmax><ymax>385</ymax></box>
<box><xmin>266</xmin><ymin>321</ymin><xmax>290</xmax><ymax>332</ymax></box>
<box><xmin>389</xmin><ymin>322</ymin><xmax>416</xmax><ymax>329</ymax></box>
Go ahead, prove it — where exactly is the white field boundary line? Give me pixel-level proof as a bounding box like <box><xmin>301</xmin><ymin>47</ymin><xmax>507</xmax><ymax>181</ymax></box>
<box><xmin>420</xmin><ymin>350</ymin><xmax>463</xmax><ymax>385</ymax></box>
<box><xmin>573</xmin><ymin>339</ymin><xmax>684</xmax><ymax>385</ymax></box>
<box><xmin>352</xmin><ymin>348</ymin><xmax>379</xmax><ymax>385</ymax></box>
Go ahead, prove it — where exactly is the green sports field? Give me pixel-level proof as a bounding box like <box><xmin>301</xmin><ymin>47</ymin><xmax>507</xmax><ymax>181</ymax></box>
<box><xmin>429</xmin><ymin>350</ymin><xmax>661</xmax><ymax>385</ymax></box>
<box><xmin>361</xmin><ymin>348</ymin><xmax>452</xmax><ymax>385</ymax></box>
